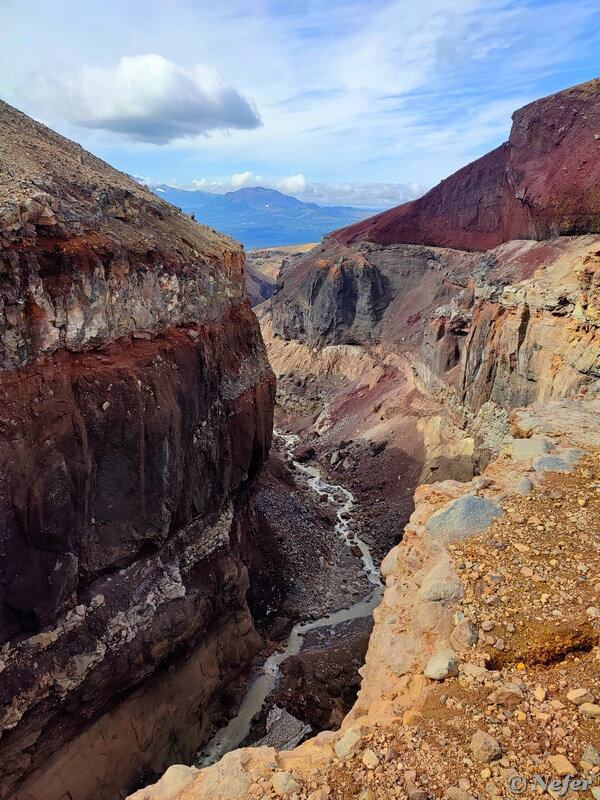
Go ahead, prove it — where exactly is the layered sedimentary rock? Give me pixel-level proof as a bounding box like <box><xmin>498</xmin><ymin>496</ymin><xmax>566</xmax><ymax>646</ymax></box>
<box><xmin>0</xmin><ymin>101</ymin><xmax>274</xmax><ymax>799</ymax></box>
<box><xmin>271</xmin><ymin>81</ymin><xmax>600</xmax><ymax>460</ymax></box>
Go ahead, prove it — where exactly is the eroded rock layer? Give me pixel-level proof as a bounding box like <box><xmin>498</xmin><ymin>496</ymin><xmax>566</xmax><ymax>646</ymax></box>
<box><xmin>271</xmin><ymin>80</ymin><xmax>600</xmax><ymax>467</ymax></box>
<box><xmin>0</xmin><ymin>101</ymin><xmax>274</xmax><ymax>799</ymax></box>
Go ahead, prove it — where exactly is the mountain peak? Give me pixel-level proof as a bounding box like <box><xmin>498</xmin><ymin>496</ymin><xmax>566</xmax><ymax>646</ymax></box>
<box><xmin>151</xmin><ymin>184</ymin><xmax>375</xmax><ymax>249</ymax></box>
<box><xmin>334</xmin><ymin>77</ymin><xmax>600</xmax><ymax>251</ymax></box>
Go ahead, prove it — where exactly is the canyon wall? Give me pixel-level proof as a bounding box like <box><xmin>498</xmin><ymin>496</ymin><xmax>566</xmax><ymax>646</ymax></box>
<box><xmin>271</xmin><ymin>81</ymin><xmax>600</xmax><ymax>446</ymax></box>
<box><xmin>0</xmin><ymin>101</ymin><xmax>275</xmax><ymax>799</ymax></box>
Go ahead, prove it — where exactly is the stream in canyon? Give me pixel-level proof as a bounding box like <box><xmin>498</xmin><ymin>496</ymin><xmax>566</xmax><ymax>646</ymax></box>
<box><xmin>196</xmin><ymin>431</ymin><xmax>383</xmax><ymax>767</ymax></box>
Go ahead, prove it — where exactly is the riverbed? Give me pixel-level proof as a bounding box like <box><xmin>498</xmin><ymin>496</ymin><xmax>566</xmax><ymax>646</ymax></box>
<box><xmin>196</xmin><ymin>432</ymin><xmax>383</xmax><ymax>767</ymax></box>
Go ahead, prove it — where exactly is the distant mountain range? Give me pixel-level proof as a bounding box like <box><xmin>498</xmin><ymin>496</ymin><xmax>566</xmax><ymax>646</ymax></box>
<box><xmin>150</xmin><ymin>185</ymin><xmax>380</xmax><ymax>249</ymax></box>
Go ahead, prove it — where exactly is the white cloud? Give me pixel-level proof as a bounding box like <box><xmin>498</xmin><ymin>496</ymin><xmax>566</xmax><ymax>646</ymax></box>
<box><xmin>23</xmin><ymin>54</ymin><xmax>261</xmax><ymax>144</ymax></box>
<box><xmin>276</xmin><ymin>174</ymin><xmax>307</xmax><ymax>195</ymax></box>
<box><xmin>230</xmin><ymin>171</ymin><xmax>257</xmax><ymax>188</ymax></box>
<box><xmin>188</xmin><ymin>178</ymin><xmax>229</xmax><ymax>191</ymax></box>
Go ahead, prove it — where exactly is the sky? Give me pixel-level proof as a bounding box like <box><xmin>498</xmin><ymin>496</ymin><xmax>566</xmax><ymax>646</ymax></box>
<box><xmin>1</xmin><ymin>0</ymin><xmax>599</xmax><ymax>208</ymax></box>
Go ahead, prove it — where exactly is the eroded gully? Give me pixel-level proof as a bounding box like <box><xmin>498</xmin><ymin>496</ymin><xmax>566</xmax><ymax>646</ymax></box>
<box><xmin>196</xmin><ymin>431</ymin><xmax>383</xmax><ymax>767</ymax></box>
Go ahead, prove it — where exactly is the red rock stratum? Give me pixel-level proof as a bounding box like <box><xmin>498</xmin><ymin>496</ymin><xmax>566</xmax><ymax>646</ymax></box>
<box><xmin>334</xmin><ymin>79</ymin><xmax>600</xmax><ymax>251</ymax></box>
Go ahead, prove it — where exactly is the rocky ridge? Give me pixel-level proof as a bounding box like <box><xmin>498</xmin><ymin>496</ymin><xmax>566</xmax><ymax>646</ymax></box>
<box><xmin>334</xmin><ymin>78</ymin><xmax>600</xmax><ymax>251</ymax></box>
<box><xmin>0</xmin><ymin>101</ymin><xmax>275</xmax><ymax>799</ymax></box>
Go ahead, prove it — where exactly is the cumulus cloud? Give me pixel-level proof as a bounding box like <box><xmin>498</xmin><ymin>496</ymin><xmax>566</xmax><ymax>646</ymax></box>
<box><xmin>231</xmin><ymin>171</ymin><xmax>258</xmax><ymax>188</ymax></box>
<box><xmin>25</xmin><ymin>54</ymin><xmax>261</xmax><ymax>144</ymax></box>
<box><xmin>276</xmin><ymin>174</ymin><xmax>307</xmax><ymax>195</ymax></box>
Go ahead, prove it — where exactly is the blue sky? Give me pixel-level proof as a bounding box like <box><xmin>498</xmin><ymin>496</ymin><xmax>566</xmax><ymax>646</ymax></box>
<box><xmin>1</xmin><ymin>0</ymin><xmax>599</xmax><ymax>207</ymax></box>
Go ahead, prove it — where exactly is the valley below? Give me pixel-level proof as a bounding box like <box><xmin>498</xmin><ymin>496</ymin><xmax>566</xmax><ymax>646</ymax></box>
<box><xmin>197</xmin><ymin>430</ymin><xmax>383</xmax><ymax>767</ymax></box>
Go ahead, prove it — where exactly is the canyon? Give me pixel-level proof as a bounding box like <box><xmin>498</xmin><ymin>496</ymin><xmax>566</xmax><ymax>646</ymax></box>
<box><xmin>1</xmin><ymin>76</ymin><xmax>600</xmax><ymax>800</ymax></box>
<box><xmin>129</xmin><ymin>79</ymin><xmax>600</xmax><ymax>799</ymax></box>
<box><xmin>0</xmin><ymin>100</ymin><xmax>277</xmax><ymax>799</ymax></box>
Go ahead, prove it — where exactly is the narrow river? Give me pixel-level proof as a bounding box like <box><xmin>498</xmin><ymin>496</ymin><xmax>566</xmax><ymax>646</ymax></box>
<box><xmin>196</xmin><ymin>431</ymin><xmax>383</xmax><ymax>767</ymax></box>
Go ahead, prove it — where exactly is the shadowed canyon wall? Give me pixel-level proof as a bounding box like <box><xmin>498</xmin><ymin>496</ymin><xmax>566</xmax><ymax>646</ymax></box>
<box><xmin>0</xmin><ymin>101</ymin><xmax>275</xmax><ymax>799</ymax></box>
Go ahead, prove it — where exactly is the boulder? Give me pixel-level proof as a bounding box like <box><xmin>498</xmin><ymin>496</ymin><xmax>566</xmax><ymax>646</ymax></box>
<box><xmin>566</xmin><ymin>688</ymin><xmax>594</xmax><ymax>706</ymax></box>
<box><xmin>426</xmin><ymin>496</ymin><xmax>502</xmax><ymax>543</ymax></box>
<box><xmin>488</xmin><ymin>684</ymin><xmax>523</xmax><ymax>709</ymax></box>
<box><xmin>424</xmin><ymin>649</ymin><xmax>460</xmax><ymax>680</ymax></box>
<box><xmin>272</xmin><ymin>771</ymin><xmax>301</xmax><ymax>797</ymax></box>
<box><xmin>582</xmin><ymin>744</ymin><xmax>600</xmax><ymax>767</ymax></box>
<box><xmin>533</xmin><ymin>455</ymin><xmax>571</xmax><ymax>473</ymax></box>
<box><xmin>515</xmin><ymin>477</ymin><xmax>533</xmax><ymax>495</ymax></box>
<box><xmin>470</xmin><ymin>730</ymin><xmax>501</xmax><ymax>762</ymax></box>
<box><xmin>129</xmin><ymin>765</ymin><xmax>198</xmax><ymax>800</ymax></box>
<box><xmin>334</xmin><ymin>725</ymin><xmax>364</xmax><ymax>759</ymax></box>
<box><xmin>381</xmin><ymin>546</ymin><xmax>400</xmax><ymax>578</ymax></box>
<box><xmin>547</xmin><ymin>755</ymin><xmax>577</xmax><ymax>777</ymax></box>
<box><xmin>506</xmin><ymin>438</ymin><xmax>552</xmax><ymax>460</ymax></box>
<box><xmin>417</xmin><ymin>564</ymin><xmax>463</xmax><ymax>603</ymax></box>
<box><xmin>579</xmin><ymin>703</ymin><xmax>600</xmax><ymax>719</ymax></box>
<box><xmin>362</xmin><ymin>749</ymin><xmax>379</xmax><ymax>769</ymax></box>
<box><xmin>407</xmin><ymin>786</ymin><xmax>428</xmax><ymax>800</ymax></box>
<box><xmin>447</xmin><ymin>788</ymin><xmax>476</xmax><ymax>800</ymax></box>
<box><xmin>450</xmin><ymin>618</ymin><xmax>478</xmax><ymax>651</ymax></box>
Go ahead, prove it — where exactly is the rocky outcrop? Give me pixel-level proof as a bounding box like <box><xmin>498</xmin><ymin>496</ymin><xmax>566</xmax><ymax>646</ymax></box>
<box><xmin>0</xmin><ymin>101</ymin><xmax>275</xmax><ymax>799</ymax></box>
<box><xmin>271</xmin><ymin>81</ymin><xmax>600</xmax><ymax>462</ymax></box>
<box><xmin>273</xmin><ymin>236</ymin><xmax>600</xmax><ymax>410</ymax></box>
<box><xmin>271</xmin><ymin>240</ymin><xmax>480</xmax><ymax>346</ymax></box>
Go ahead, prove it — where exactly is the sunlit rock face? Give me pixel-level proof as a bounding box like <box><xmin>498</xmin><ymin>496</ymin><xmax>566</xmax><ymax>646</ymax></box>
<box><xmin>0</xmin><ymin>100</ymin><xmax>275</xmax><ymax>799</ymax></box>
<box><xmin>272</xmin><ymin>80</ymin><xmax>600</xmax><ymax>423</ymax></box>
<box><xmin>333</xmin><ymin>78</ymin><xmax>600</xmax><ymax>251</ymax></box>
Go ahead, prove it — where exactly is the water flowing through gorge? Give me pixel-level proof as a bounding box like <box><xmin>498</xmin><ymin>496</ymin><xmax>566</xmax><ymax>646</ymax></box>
<box><xmin>196</xmin><ymin>431</ymin><xmax>383</xmax><ymax>767</ymax></box>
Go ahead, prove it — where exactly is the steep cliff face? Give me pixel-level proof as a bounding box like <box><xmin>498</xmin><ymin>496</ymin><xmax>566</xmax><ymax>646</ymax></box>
<box><xmin>0</xmin><ymin>101</ymin><xmax>274</xmax><ymax>799</ymax></box>
<box><xmin>271</xmin><ymin>81</ymin><xmax>600</xmax><ymax>439</ymax></box>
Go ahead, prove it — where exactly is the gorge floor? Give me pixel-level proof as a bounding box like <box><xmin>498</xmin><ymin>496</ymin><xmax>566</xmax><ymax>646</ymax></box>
<box><xmin>194</xmin><ymin>429</ymin><xmax>386</xmax><ymax>766</ymax></box>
